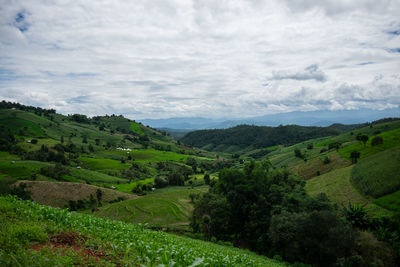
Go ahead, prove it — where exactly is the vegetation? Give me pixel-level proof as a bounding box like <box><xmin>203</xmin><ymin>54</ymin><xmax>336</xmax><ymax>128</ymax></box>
<box><xmin>351</xmin><ymin>147</ymin><xmax>400</xmax><ymax>198</ymax></box>
<box><xmin>1</xmin><ymin>101</ymin><xmax>400</xmax><ymax>266</ymax></box>
<box><xmin>0</xmin><ymin>196</ymin><xmax>285</xmax><ymax>266</ymax></box>
<box><xmin>191</xmin><ymin>161</ymin><xmax>357</xmax><ymax>265</ymax></box>
<box><xmin>93</xmin><ymin>187</ymin><xmax>208</xmax><ymax>229</ymax></box>
<box><xmin>180</xmin><ymin>124</ymin><xmax>341</xmax><ymax>152</ymax></box>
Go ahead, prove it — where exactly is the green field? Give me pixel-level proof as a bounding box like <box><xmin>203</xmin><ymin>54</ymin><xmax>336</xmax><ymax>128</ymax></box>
<box><xmin>69</xmin><ymin>168</ymin><xmax>128</xmax><ymax>184</ymax></box>
<box><xmin>0</xmin><ymin>196</ymin><xmax>285</xmax><ymax>266</ymax></box>
<box><xmin>130</xmin><ymin>121</ymin><xmax>144</xmax><ymax>135</ymax></box>
<box><xmin>111</xmin><ymin>178</ymin><xmax>154</xmax><ymax>193</ymax></box>
<box><xmin>77</xmin><ymin>156</ymin><xmax>131</xmax><ymax>170</ymax></box>
<box><xmin>374</xmin><ymin>190</ymin><xmax>400</xmax><ymax>213</ymax></box>
<box><xmin>306</xmin><ymin>166</ymin><xmax>392</xmax><ymax>217</ymax></box>
<box><xmin>338</xmin><ymin>128</ymin><xmax>400</xmax><ymax>160</ymax></box>
<box><xmin>0</xmin><ymin>158</ymin><xmax>52</xmax><ymax>179</ymax></box>
<box><xmin>94</xmin><ymin>186</ymin><xmax>208</xmax><ymax>228</ymax></box>
<box><xmin>351</xmin><ymin>147</ymin><xmax>400</xmax><ymax>198</ymax></box>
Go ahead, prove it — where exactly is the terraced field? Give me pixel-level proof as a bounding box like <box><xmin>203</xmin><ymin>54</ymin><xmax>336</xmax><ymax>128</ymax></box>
<box><xmin>94</xmin><ymin>186</ymin><xmax>208</xmax><ymax>228</ymax></box>
<box><xmin>306</xmin><ymin>166</ymin><xmax>392</xmax><ymax>217</ymax></box>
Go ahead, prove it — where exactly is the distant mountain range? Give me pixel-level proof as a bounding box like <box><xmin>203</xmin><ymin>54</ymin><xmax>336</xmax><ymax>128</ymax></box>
<box><xmin>140</xmin><ymin>108</ymin><xmax>400</xmax><ymax>130</ymax></box>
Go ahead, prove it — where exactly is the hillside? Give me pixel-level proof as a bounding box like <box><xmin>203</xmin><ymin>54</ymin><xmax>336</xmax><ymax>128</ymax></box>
<box><xmin>1</xmin><ymin>102</ymin><xmax>400</xmax><ymax>266</ymax></box>
<box><xmin>13</xmin><ymin>180</ymin><xmax>136</xmax><ymax>208</ymax></box>
<box><xmin>180</xmin><ymin>124</ymin><xmax>341</xmax><ymax>153</ymax></box>
<box><xmin>93</xmin><ymin>186</ymin><xmax>208</xmax><ymax>229</ymax></box>
<box><xmin>0</xmin><ymin>196</ymin><xmax>286</xmax><ymax>266</ymax></box>
<box><xmin>0</xmin><ymin>102</ymin><xmax>220</xmax><ymax>228</ymax></box>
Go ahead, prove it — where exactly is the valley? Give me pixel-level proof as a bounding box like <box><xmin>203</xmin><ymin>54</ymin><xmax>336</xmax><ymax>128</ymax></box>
<box><xmin>1</xmin><ymin>101</ymin><xmax>399</xmax><ymax>266</ymax></box>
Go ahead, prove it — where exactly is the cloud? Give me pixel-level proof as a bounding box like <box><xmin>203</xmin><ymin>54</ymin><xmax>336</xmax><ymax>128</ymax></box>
<box><xmin>271</xmin><ymin>64</ymin><xmax>327</xmax><ymax>82</ymax></box>
<box><xmin>0</xmin><ymin>0</ymin><xmax>399</xmax><ymax>119</ymax></box>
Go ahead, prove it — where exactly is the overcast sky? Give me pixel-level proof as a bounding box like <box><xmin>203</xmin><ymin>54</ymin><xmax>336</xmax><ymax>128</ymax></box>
<box><xmin>0</xmin><ymin>0</ymin><xmax>399</xmax><ymax>119</ymax></box>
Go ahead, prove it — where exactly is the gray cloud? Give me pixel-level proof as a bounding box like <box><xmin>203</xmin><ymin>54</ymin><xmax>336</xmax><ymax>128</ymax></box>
<box><xmin>271</xmin><ymin>64</ymin><xmax>327</xmax><ymax>82</ymax></box>
<box><xmin>0</xmin><ymin>0</ymin><xmax>399</xmax><ymax>119</ymax></box>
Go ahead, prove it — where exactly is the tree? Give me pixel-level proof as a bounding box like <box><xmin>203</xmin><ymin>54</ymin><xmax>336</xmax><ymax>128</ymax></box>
<box><xmin>204</xmin><ymin>174</ymin><xmax>210</xmax><ymax>185</ymax></box>
<box><xmin>61</xmin><ymin>135</ymin><xmax>64</xmax><ymax>144</ymax></box>
<box><xmin>96</xmin><ymin>189</ymin><xmax>103</xmax><ymax>204</ymax></box>
<box><xmin>360</xmin><ymin>134</ymin><xmax>369</xmax><ymax>147</ymax></box>
<box><xmin>356</xmin><ymin>133</ymin><xmax>368</xmax><ymax>147</ymax></box>
<box><xmin>154</xmin><ymin>176</ymin><xmax>168</xmax><ymax>188</ymax></box>
<box><xmin>88</xmin><ymin>144</ymin><xmax>94</xmax><ymax>152</ymax></box>
<box><xmin>350</xmin><ymin>150</ymin><xmax>360</xmax><ymax>164</ymax></box>
<box><xmin>371</xmin><ymin>136</ymin><xmax>383</xmax><ymax>146</ymax></box>
<box><xmin>294</xmin><ymin>148</ymin><xmax>304</xmax><ymax>159</ymax></box>
<box><xmin>82</xmin><ymin>137</ymin><xmax>88</xmax><ymax>144</ymax></box>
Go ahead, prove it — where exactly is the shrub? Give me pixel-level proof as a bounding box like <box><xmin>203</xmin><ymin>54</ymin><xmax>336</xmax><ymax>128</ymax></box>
<box><xmin>154</xmin><ymin>177</ymin><xmax>168</xmax><ymax>188</ymax></box>
<box><xmin>294</xmin><ymin>148</ymin><xmax>304</xmax><ymax>159</ymax></box>
<box><xmin>342</xmin><ymin>203</ymin><xmax>369</xmax><ymax>229</ymax></box>
<box><xmin>323</xmin><ymin>156</ymin><xmax>330</xmax><ymax>164</ymax></box>
<box><xmin>320</xmin><ymin>148</ymin><xmax>328</xmax><ymax>153</ymax></box>
<box><xmin>371</xmin><ymin>136</ymin><xmax>383</xmax><ymax>146</ymax></box>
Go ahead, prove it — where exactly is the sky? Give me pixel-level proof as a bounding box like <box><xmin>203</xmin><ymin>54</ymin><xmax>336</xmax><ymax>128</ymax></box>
<box><xmin>0</xmin><ymin>0</ymin><xmax>400</xmax><ymax>119</ymax></box>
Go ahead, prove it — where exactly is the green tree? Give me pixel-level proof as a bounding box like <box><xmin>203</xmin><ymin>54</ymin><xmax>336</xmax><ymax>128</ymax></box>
<box><xmin>96</xmin><ymin>189</ymin><xmax>103</xmax><ymax>204</ymax></box>
<box><xmin>371</xmin><ymin>136</ymin><xmax>383</xmax><ymax>146</ymax></box>
<box><xmin>350</xmin><ymin>150</ymin><xmax>360</xmax><ymax>164</ymax></box>
<box><xmin>204</xmin><ymin>174</ymin><xmax>210</xmax><ymax>185</ymax></box>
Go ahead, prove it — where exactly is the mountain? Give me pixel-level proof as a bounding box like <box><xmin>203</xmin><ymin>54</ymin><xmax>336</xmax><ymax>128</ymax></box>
<box><xmin>140</xmin><ymin>108</ymin><xmax>400</xmax><ymax>130</ymax></box>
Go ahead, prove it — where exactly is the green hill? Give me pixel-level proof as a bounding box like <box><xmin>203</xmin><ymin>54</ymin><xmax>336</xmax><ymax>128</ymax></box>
<box><xmin>93</xmin><ymin>186</ymin><xmax>208</xmax><ymax>229</ymax></box>
<box><xmin>0</xmin><ymin>195</ymin><xmax>286</xmax><ymax>266</ymax></box>
<box><xmin>180</xmin><ymin>124</ymin><xmax>341</xmax><ymax>152</ymax></box>
<box><xmin>351</xmin><ymin>147</ymin><xmax>400</xmax><ymax>198</ymax></box>
<box><xmin>306</xmin><ymin>166</ymin><xmax>392</xmax><ymax>218</ymax></box>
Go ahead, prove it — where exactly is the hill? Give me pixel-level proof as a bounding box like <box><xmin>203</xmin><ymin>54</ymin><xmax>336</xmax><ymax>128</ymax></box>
<box><xmin>180</xmin><ymin>124</ymin><xmax>341</xmax><ymax>153</ymax></box>
<box><xmin>0</xmin><ymin>101</ymin><xmax>217</xmax><ymax>203</ymax></box>
<box><xmin>93</xmin><ymin>186</ymin><xmax>208</xmax><ymax>229</ymax></box>
<box><xmin>306</xmin><ymin>166</ymin><xmax>392</xmax><ymax>217</ymax></box>
<box><xmin>351</xmin><ymin>147</ymin><xmax>400</xmax><ymax>198</ymax></box>
<box><xmin>13</xmin><ymin>180</ymin><xmax>136</xmax><ymax>208</ymax></box>
<box><xmin>0</xmin><ymin>195</ymin><xmax>286</xmax><ymax>266</ymax></box>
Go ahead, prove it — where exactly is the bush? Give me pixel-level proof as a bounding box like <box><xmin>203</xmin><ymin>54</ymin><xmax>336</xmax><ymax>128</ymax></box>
<box><xmin>320</xmin><ymin>148</ymin><xmax>328</xmax><ymax>153</ymax></box>
<box><xmin>294</xmin><ymin>148</ymin><xmax>304</xmax><ymax>159</ymax></box>
<box><xmin>269</xmin><ymin>210</ymin><xmax>355</xmax><ymax>266</ymax></box>
<box><xmin>323</xmin><ymin>156</ymin><xmax>330</xmax><ymax>164</ymax></box>
<box><xmin>371</xmin><ymin>136</ymin><xmax>383</xmax><ymax>146</ymax></box>
<box><xmin>154</xmin><ymin>177</ymin><xmax>168</xmax><ymax>188</ymax></box>
<box><xmin>342</xmin><ymin>203</ymin><xmax>369</xmax><ymax>229</ymax></box>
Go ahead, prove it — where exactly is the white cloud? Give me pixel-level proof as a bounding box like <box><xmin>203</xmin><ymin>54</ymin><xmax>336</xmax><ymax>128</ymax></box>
<box><xmin>0</xmin><ymin>0</ymin><xmax>399</xmax><ymax>119</ymax></box>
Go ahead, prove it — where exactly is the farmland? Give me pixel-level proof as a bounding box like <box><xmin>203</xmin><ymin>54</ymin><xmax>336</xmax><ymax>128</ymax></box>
<box><xmin>93</xmin><ymin>186</ymin><xmax>208</xmax><ymax>228</ymax></box>
<box><xmin>0</xmin><ymin>195</ymin><xmax>285</xmax><ymax>266</ymax></box>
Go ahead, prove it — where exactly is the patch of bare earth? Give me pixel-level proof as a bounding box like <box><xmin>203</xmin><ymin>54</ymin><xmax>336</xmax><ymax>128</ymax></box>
<box><xmin>28</xmin><ymin>231</ymin><xmax>107</xmax><ymax>261</ymax></box>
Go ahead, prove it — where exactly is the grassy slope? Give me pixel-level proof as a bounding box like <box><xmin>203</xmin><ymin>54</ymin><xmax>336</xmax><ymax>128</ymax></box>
<box><xmin>94</xmin><ymin>186</ymin><xmax>208</xmax><ymax>228</ymax></box>
<box><xmin>351</xmin><ymin>147</ymin><xmax>400</xmax><ymax>198</ymax></box>
<box><xmin>306</xmin><ymin>166</ymin><xmax>392</xmax><ymax>217</ymax></box>
<box><xmin>338</xmin><ymin>127</ymin><xmax>400</xmax><ymax>160</ymax></box>
<box><xmin>292</xmin><ymin>151</ymin><xmax>351</xmax><ymax>179</ymax></box>
<box><xmin>374</xmin><ymin>190</ymin><xmax>400</xmax><ymax>213</ymax></box>
<box><xmin>0</xmin><ymin>196</ymin><xmax>285</xmax><ymax>266</ymax></box>
<box><xmin>14</xmin><ymin>180</ymin><xmax>136</xmax><ymax>208</ymax></box>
